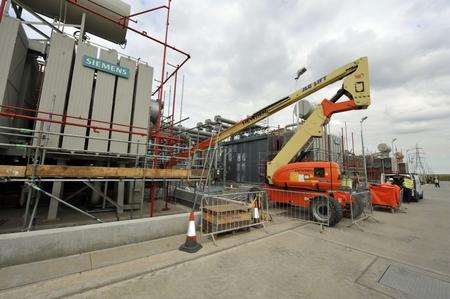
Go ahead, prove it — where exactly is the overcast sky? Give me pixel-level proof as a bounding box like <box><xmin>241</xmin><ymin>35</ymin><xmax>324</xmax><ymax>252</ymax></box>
<box><xmin>18</xmin><ymin>1</ymin><xmax>448</xmax><ymax>172</ymax></box>
<box><xmin>114</xmin><ymin>0</ymin><xmax>449</xmax><ymax>173</ymax></box>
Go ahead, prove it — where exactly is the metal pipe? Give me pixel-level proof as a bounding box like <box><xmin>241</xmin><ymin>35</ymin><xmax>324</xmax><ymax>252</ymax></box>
<box><xmin>120</xmin><ymin>5</ymin><xmax>168</xmax><ymax>20</ymax></box>
<box><xmin>1</xmin><ymin>103</ymin><xmax>148</xmax><ymax>130</ymax></box>
<box><xmin>172</xmin><ymin>125</ymin><xmax>213</xmax><ymax>137</ymax></box>
<box><xmin>360</xmin><ymin>116</ymin><xmax>368</xmax><ymax>188</ymax></box>
<box><xmin>83</xmin><ymin>181</ymin><xmax>123</xmax><ymax>211</ymax></box>
<box><xmin>25</xmin><ymin>182</ymin><xmax>103</xmax><ymax>223</ymax></box>
<box><xmin>12</xmin><ymin>0</ymin><xmax>63</xmax><ymax>33</ymax></box>
<box><xmin>62</xmin><ymin>0</ymin><xmax>190</xmax><ymax>99</ymax></box>
<box><xmin>171</xmin><ymin>68</ymin><xmax>178</xmax><ymax>124</ymax></box>
<box><xmin>0</xmin><ymin>110</ymin><xmax>147</xmax><ymax>136</ymax></box>
<box><xmin>214</xmin><ymin>115</ymin><xmax>266</xmax><ymax>130</ymax></box>
<box><xmin>0</xmin><ymin>0</ymin><xmax>7</xmax><ymax>23</ymax></box>
<box><xmin>0</xmin><ymin>125</ymin><xmax>147</xmax><ymax>146</ymax></box>
<box><xmin>214</xmin><ymin>115</ymin><xmax>235</xmax><ymax>125</ymax></box>
<box><xmin>179</xmin><ymin>74</ymin><xmax>185</xmax><ymax>122</ymax></box>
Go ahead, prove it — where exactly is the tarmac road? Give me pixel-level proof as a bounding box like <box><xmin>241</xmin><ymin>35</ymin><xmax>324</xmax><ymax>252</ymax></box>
<box><xmin>2</xmin><ymin>183</ymin><xmax>449</xmax><ymax>298</ymax></box>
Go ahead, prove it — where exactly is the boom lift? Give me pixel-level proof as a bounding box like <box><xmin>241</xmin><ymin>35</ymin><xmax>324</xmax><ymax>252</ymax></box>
<box><xmin>169</xmin><ymin>57</ymin><xmax>370</xmax><ymax>226</ymax></box>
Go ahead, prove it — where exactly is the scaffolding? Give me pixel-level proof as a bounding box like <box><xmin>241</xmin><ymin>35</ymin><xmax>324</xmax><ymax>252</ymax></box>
<box><xmin>0</xmin><ymin>0</ymin><xmax>204</xmax><ymax>232</ymax></box>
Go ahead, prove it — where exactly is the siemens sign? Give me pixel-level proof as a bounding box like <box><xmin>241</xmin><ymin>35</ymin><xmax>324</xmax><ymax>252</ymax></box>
<box><xmin>82</xmin><ymin>55</ymin><xmax>130</xmax><ymax>79</ymax></box>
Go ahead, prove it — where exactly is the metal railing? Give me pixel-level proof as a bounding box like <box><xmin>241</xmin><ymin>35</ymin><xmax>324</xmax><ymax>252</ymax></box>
<box><xmin>263</xmin><ymin>187</ymin><xmax>332</xmax><ymax>227</ymax></box>
<box><xmin>200</xmin><ymin>190</ymin><xmax>268</xmax><ymax>242</ymax></box>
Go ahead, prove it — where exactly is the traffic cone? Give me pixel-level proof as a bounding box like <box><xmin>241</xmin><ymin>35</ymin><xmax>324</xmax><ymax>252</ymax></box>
<box><xmin>179</xmin><ymin>212</ymin><xmax>202</xmax><ymax>253</ymax></box>
<box><xmin>253</xmin><ymin>206</ymin><xmax>260</xmax><ymax>222</ymax></box>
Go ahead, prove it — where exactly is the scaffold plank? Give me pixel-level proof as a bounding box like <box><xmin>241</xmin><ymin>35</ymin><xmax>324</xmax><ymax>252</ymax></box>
<box><xmin>0</xmin><ymin>165</ymin><xmax>198</xmax><ymax>179</ymax></box>
<box><xmin>0</xmin><ymin>166</ymin><xmax>25</xmax><ymax>177</ymax></box>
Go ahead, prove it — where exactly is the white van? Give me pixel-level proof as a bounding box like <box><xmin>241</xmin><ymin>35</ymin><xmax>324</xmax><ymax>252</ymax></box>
<box><xmin>411</xmin><ymin>174</ymin><xmax>424</xmax><ymax>200</ymax></box>
<box><xmin>381</xmin><ymin>173</ymin><xmax>424</xmax><ymax>201</ymax></box>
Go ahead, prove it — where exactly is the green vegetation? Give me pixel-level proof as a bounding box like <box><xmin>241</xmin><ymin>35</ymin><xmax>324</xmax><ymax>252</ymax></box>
<box><xmin>436</xmin><ymin>174</ymin><xmax>450</xmax><ymax>181</ymax></box>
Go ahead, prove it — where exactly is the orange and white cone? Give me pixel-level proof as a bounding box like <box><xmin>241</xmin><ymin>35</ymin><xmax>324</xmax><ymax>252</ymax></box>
<box><xmin>179</xmin><ymin>212</ymin><xmax>202</xmax><ymax>253</ymax></box>
<box><xmin>253</xmin><ymin>206</ymin><xmax>260</xmax><ymax>222</ymax></box>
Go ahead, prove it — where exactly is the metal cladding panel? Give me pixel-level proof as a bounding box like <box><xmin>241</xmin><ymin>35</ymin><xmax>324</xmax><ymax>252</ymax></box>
<box><xmin>35</xmin><ymin>32</ymin><xmax>75</xmax><ymax>148</ymax></box>
<box><xmin>130</xmin><ymin>63</ymin><xmax>153</xmax><ymax>156</ymax></box>
<box><xmin>61</xmin><ymin>42</ymin><xmax>97</xmax><ymax>151</ymax></box>
<box><xmin>88</xmin><ymin>49</ymin><xmax>118</xmax><ymax>152</ymax></box>
<box><xmin>19</xmin><ymin>0</ymin><xmax>130</xmax><ymax>45</ymax></box>
<box><xmin>225</xmin><ymin>136</ymin><xmax>268</xmax><ymax>183</ymax></box>
<box><xmin>110</xmin><ymin>57</ymin><xmax>136</xmax><ymax>154</ymax></box>
<box><xmin>0</xmin><ymin>17</ymin><xmax>28</xmax><ymax>143</ymax></box>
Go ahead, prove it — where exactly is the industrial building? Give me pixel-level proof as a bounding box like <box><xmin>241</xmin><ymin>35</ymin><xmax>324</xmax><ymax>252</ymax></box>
<box><xmin>0</xmin><ymin>0</ymin><xmax>200</xmax><ymax>232</ymax></box>
<box><xmin>0</xmin><ymin>2</ymin><xmax>447</xmax><ymax>298</ymax></box>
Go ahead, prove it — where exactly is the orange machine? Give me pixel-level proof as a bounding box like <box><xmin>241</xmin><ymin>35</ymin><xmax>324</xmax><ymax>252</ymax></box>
<box><xmin>168</xmin><ymin>57</ymin><xmax>371</xmax><ymax>226</ymax></box>
<box><xmin>264</xmin><ymin>162</ymin><xmax>356</xmax><ymax>226</ymax></box>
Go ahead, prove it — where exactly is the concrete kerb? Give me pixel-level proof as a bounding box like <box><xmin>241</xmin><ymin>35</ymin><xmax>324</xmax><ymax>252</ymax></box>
<box><xmin>0</xmin><ymin>220</ymin><xmax>305</xmax><ymax>297</ymax></box>
<box><xmin>0</xmin><ymin>212</ymin><xmax>201</xmax><ymax>267</ymax></box>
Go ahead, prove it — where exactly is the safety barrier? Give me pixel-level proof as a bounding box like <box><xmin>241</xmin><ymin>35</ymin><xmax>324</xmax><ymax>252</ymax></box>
<box><xmin>200</xmin><ymin>190</ymin><xmax>268</xmax><ymax>241</ymax></box>
<box><xmin>263</xmin><ymin>187</ymin><xmax>333</xmax><ymax>227</ymax></box>
<box><xmin>347</xmin><ymin>190</ymin><xmax>379</xmax><ymax>229</ymax></box>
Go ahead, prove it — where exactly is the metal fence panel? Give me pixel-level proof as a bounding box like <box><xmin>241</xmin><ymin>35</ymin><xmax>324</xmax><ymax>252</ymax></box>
<box><xmin>264</xmin><ymin>187</ymin><xmax>334</xmax><ymax>227</ymax></box>
<box><xmin>200</xmin><ymin>191</ymin><xmax>268</xmax><ymax>238</ymax></box>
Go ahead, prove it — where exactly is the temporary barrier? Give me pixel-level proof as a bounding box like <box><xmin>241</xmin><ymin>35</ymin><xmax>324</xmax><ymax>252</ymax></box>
<box><xmin>345</xmin><ymin>190</ymin><xmax>379</xmax><ymax>230</ymax></box>
<box><xmin>200</xmin><ymin>190</ymin><xmax>268</xmax><ymax>242</ymax></box>
<box><xmin>263</xmin><ymin>187</ymin><xmax>336</xmax><ymax>227</ymax></box>
<box><xmin>370</xmin><ymin>183</ymin><xmax>401</xmax><ymax>212</ymax></box>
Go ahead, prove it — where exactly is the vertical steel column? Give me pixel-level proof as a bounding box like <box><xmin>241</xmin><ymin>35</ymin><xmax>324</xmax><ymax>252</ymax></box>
<box><xmin>171</xmin><ymin>68</ymin><xmax>178</xmax><ymax>124</ymax></box>
<box><xmin>149</xmin><ymin>0</ymin><xmax>171</xmax><ymax>217</ymax></box>
<box><xmin>0</xmin><ymin>0</ymin><xmax>7</xmax><ymax>23</ymax></box>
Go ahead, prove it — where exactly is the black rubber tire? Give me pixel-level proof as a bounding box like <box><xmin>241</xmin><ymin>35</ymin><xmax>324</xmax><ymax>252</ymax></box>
<box><xmin>411</xmin><ymin>191</ymin><xmax>419</xmax><ymax>202</ymax></box>
<box><xmin>310</xmin><ymin>196</ymin><xmax>343</xmax><ymax>227</ymax></box>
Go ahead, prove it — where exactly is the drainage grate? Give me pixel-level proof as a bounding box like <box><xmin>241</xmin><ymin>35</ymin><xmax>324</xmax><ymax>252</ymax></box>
<box><xmin>378</xmin><ymin>264</ymin><xmax>450</xmax><ymax>299</ymax></box>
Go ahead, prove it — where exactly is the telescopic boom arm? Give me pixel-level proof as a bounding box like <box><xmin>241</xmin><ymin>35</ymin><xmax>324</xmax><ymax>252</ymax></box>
<box><xmin>166</xmin><ymin>57</ymin><xmax>370</xmax><ymax>168</ymax></box>
<box><xmin>266</xmin><ymin>57</ymin><xmax>370</xmax><ymax>183</ymax></box>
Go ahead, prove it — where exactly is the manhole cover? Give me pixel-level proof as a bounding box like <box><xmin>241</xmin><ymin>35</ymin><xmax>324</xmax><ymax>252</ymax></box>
<box><xmin>379</xmin><ymin>264</ymin><xmax>450</xmax><ymax>299</ymax></box>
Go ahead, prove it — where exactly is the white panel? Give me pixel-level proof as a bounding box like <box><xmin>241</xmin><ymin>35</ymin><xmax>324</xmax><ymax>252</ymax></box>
<box><xmin>109</xmin><ymin>57</ymin><xmax>136</xmax><ymax>154</ymax></box>
<box><xmin>35</xmin><ymin>32</ymin><xmax>75</xmax><ymax>148</ymax></box>
<box><xmin>88</xmin><ymin>49</ymin><xmax>118</xmax><ymax>152</ymax></box>
<box><xmin>61</xmin><ymin>42</ymin><xmax>97</xmax><ymax>151</ymax></box>
<box><xmin>0</xmin><ymin>17</ymin><xmax>28</xmax><ymax>143</ymax></box>
<box><xmin>130</xmin><ymin>63</ymin><xmax>153</xmax><ymax>156</ymax></box>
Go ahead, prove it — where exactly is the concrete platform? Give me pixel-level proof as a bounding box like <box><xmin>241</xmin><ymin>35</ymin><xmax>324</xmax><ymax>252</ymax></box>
<box><xmin>0</xmin><ymin>183</ymin><xmax>449</xmax><ymax>298</ymax></box>
<box><xmin>0</xmin><ymin>211</ymin><xmax>200</xmax><ymax>267</ymax></box>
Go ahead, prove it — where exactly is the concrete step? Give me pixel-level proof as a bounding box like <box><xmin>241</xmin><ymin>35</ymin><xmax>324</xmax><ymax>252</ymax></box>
<box><xmin>0</xmin><ymin>233</ymin><xmax>186</xmax><ymax>291</ymax></box>
<box><xmin>0</xmin><ymin>220</ymin><xmax>305</xmax><ymax>299</ymax></box>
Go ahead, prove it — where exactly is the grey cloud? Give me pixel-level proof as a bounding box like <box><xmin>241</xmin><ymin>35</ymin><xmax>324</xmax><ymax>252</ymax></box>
<box><xmin>123</xmin><ymin>0</ymin><xmax>450</xmax><ymax>172</ymax></box>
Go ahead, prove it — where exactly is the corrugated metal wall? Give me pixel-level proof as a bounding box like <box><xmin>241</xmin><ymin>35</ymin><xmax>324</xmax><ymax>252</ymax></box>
<box><xmin>88</xmin><ymin>49</ymin><xmax>118</xmax><ymax>152</ymax></box>
<box><xmin>224</xmin><ymin>135</ymin><xmax>268</xmax><ymax>183</ymax></box>
<box><xmin>109</xmin><ymin>57</ymin><xmax>136</xmax><ymax>154</ymax></box>
<box><xmin>61</xmin><ymin>42</ymin><xmax>97</xmax><ymax>151</ymax></box>
<box><xmin>35</xmin><ymin>32</ymin><xmax>75</xmax><ymax>148</ymax></box>
<box><xmin>0</xmin><ymin>17</ymin><xmax>29</xmax><ymax>144</ymax></box>
<box><xmin>223</xmin><ymin>129</ymin><xmax>343</xmax><ymax>183</ymax></box>
<box><xmin>31</xmin><ymin>32</ymin><xmax>154</xmax><ymax>155</ymax></box>
<box><xmin>130</xmin><ymin>63</ymin><xmax>153</xmax><ymax>156</ymax></box>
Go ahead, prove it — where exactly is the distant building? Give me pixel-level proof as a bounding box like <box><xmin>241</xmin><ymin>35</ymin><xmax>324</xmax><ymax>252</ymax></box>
<box><xmin>222</xmin><ymin>126</ymin><xmax>343</xmax><ymax>183</ymax></box>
